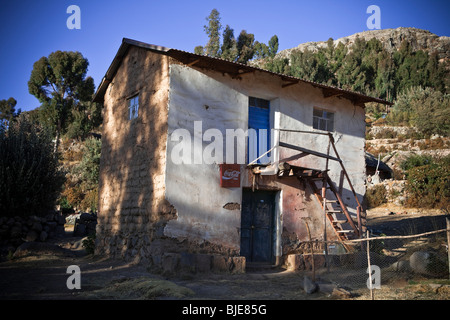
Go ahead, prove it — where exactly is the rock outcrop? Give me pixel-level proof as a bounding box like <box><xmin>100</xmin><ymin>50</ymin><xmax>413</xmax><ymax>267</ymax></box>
<box><xmin>277</xmin><ymin>27</ymin><xmax>449</xmax><ymax>62</ymax></box>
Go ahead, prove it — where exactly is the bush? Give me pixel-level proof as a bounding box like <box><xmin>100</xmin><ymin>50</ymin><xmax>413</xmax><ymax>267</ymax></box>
<box><xmin>61</xmin><ymin>184</ymin><xmax>84</xmax><ymax>209</ymax></box>
<box><xmin>386</xmin><ymin>87</ymin><xmax>450</xmax><ymax>137</ymax></box>
<box><xmin>400</xmin><ymin>153</ymin><xmax>433</xmax><ymax>173</ymax></box>
<box><xmin>80</xmin><ymin>187</ymin><xmax>99</xmax><ymax>212</ymax></box>
<box><xmin>0</xmin><ymin>117</ymin><xmax>65</xmax><ymax>216</ymax></box>
<box><xmin>404</xmin><ymin>156</ymin><xmax>449</xmax><ymax>209</ymax></box>
<box><xmin>375</xmin><ymin>128</ymin><xmax>396</xmax><ymax>139</ymax></box>
<box><xmin>365</xmin><ymin>184</ymin><xmax>387</xmax><ymax>208</ymax></box>
<box><xmin>76</xmin><ymin>137</ymin><xmax>101</xmax><ymax>190</ymax></box>
<box><xmin>82</xmin><ymin>234</ymin><xmax>96</xmax><ymax>254</ymax></box>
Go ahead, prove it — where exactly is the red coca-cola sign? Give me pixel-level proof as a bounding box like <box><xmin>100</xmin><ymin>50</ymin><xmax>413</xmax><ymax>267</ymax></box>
<box><xmin>220</xmin><ymin>164</ymin><xmax>240</xmax><ymax>187</ymax></box>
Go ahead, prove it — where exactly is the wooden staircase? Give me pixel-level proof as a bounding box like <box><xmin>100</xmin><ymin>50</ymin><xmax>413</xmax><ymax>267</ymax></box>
<box><xmin>305</xmin><ymin>172</ymin><xmax>360</xmax><ymax>243</ymax></box>
<box><xmin>277</xmin><ymin>131</ymin><xmax>364</xmax><ymax>251</ymax></box>
<box><xmin>250</xmin><ymin>129</ymin><xmax>365</xmax><ymax>252</ymax></box>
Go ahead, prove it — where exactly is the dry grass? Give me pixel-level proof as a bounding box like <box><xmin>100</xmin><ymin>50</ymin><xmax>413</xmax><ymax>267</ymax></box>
<box><xmin>81</xmin><ymin>276</ymin><xmax>195</xmax><ymax>300</ymax></box>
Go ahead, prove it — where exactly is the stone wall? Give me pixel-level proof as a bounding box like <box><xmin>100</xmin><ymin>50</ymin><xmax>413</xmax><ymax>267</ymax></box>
<box><xmin>73</xmin><ymin>212</ymin><xmax>97</xmax><ymax>237</ymax></box>
<box><xmin>95</xmin><ymin>47</ymin><xmax>177</xmax><ymax>263</ymax></box>
<box><xmin>0</xmin><ymin>212</ymin><xmax>66</xmax><ymax>254</ymax></box>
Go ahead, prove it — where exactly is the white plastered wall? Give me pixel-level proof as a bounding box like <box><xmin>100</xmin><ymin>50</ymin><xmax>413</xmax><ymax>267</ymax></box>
<box><xmin>163</xmin><ymin>63</ymin><xmax>366</xmax><ymax>252</ymax></box>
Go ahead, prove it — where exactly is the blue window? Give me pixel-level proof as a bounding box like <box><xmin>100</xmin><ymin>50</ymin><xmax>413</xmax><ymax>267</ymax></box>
<box><xmin>248</xmin><ymin>97</ymin><xmax>271</xmax><ymax>164</ymax></box>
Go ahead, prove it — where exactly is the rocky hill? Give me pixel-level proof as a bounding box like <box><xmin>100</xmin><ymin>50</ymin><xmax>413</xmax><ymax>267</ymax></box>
<box><xmin>276</xmin><ymin>27</ymin><xmax>450</xmax><ymax>62</ymax></box>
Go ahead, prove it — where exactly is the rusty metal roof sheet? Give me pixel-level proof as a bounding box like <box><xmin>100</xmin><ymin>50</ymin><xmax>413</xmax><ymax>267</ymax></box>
<box><xmin>93</xmin><ymin>38</ymin><xmax>393</xmax><ymax>106</ymax></box>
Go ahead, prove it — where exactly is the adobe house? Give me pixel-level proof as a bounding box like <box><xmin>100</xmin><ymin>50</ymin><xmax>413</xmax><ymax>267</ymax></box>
<box><xmin>93</xmin><ymin>38</ymin><xmax>392</xmax><ymax>272</ymax></box>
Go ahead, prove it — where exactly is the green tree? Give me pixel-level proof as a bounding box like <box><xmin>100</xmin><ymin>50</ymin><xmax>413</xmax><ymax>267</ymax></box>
<box><xmin>28</xmin><ymin>51</ymin><xmax>99</xmax><ymax>148</ymax></box>
<box><xmin>264</xmin><ymin>57</ymin><xmax>289</xmax><ymax>74</ymax></box>
<box><xmin>0</xmin><ymin>97</ymin><xmax>20</xmax><ymax>123</ymax></box>
<box><xmin>236</xmin><ymin>30</ymin><xmax>255</xmax><ymax>64</ymax></box>
<box><xmin>268</xmin><ymin>35</ymin><xmax>279</xmax><ymax>58</ymax></box>
<box><xmin>196</xmin><ymin>9</ymin><xmax>279</xmax><ymax>66</ymax></box>
<box><xmin>254</xmin><ymin>41</ymin><xmax>269</xmax><ymax>60</ymax></box>
<box><xmin>221</xmin><ymin>25</ymin><xmax>238</xmax><ymax>61</ymax></box>
<box><xmin>203</xmin><ymin>9</ymin><xmax>222</xmax><ymax>58</ymax></box>
<box><xmin>194</xmin><ymin>46</ymin><xmax>205</xmax><ymax>55</ymax></box>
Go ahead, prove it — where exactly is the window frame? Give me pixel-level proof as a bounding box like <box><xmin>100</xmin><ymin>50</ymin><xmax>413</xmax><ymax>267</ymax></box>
<box><xmin>128</xmin><ymin>94</ymin><xmax>139</xmax><ymax>120</ymax></box>
<box><xmin>312</xmin><ymin>107</ymin><xmax>334</xmax><ymax>132</ymax></box>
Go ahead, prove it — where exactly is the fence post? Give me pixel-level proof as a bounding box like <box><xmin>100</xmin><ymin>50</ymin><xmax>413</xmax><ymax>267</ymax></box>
<box><xmin>366</xmin><ymin>232</ymin><xmax>374</xmax><ymax>300</ymax></box>
<box><xmin>304</xmin><ymin>221</ymin><xmax>315</xmax><ymax>282</ymax></box>
<box><xmin>447</xmin><ymin>217</ymin><xmax>450</xmax><ymax>280</ymax></box>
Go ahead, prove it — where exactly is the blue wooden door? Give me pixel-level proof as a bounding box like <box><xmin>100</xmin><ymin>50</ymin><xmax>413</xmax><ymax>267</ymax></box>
<box><xmin>248</xmin><ymin>97</ymin><xmax>270</xmax><ymax>164</ymax></box>
<box><xmin>240</xmin><ymin>189</ymin><xmax>275</xmax><ymax>263</ymax></box>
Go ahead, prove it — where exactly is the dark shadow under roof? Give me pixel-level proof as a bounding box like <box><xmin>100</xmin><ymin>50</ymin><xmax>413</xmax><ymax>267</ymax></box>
<box><xmin>93</xmin><ymin>38</ymin><xmax>393</xmax><ymax>107</ymax></box>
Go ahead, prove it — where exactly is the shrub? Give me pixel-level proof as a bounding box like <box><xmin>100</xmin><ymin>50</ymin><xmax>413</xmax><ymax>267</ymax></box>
<box><xmin>61</xmin><ymin>185</ymin><xmax>84</xmax><ymax>209</ymax></box>
<box><xmin>59</xmin><ymin>196</ymin><xmax>74</xmax><ymax>214</ymax></box>
<box><xmin>80</xmin><ymin>187</ymin><xmax>99</xmax><ymax>213</ymax></box>
<box><xmin>404</xmin><ymin>156</ymin><xmax>449</xmax><ymax>209</ymax></box>
<box><xmin>375</xmin><ymin>128</ymin><xmax>396</xmax><ymax>139</ymax></box>
<box><xmin>82</xmin><ymin>234</ymin><xmax>96</xmax><ymax>255</ymax></box>
<box><xmin>76</xmin><ymin>137</ymin><xmax>101</xmax><ymax>190</ymax></box>
<box><xmin>386</xmin><ymin>87</ymin><xmax>450</xmax><ymax>137</ymax></box>
<box><xmin>365</xmin><ymin>184</ymin><xmax>387</xmax><ymax>208</ymax></box>
<box><xmin>400</xmin><ymin>154</ymin><xmax>433</xmax><ymax>174</ymax></box>
<box><xmin>0</xmin><ymin>117</ymin><xmax>65</xmax><ymax>216</ymax></box>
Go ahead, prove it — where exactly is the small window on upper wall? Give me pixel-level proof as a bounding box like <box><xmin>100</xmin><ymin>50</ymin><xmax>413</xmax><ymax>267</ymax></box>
<box><xmin>128</xmin><ymin>94</ymin><xmax>139</xmax><ymax>120</ymax></box>
<box><xmin>313</xmin><ymin>108</ymin><xmax>334</xmax><ymax>132</ymax></box>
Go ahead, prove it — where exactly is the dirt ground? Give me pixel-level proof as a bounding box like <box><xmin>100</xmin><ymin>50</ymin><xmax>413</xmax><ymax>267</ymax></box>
<box><xmin>0</xmin><ymin>206</ymin><xmax>449</xmax><ymax>301</ymax></box>
<box><xmin>0</xmin><ymin>241</ymin><xmax>324</xmax><ymax>300</ymax></box>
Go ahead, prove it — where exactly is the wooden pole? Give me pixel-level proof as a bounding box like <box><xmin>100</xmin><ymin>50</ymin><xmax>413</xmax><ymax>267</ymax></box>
<box><xmin>322</xmin><ymin>139</ymin><xmax>331</xmax><ymax>272</ymax></box>
<box><xmin>304</xmin><ymin>221</ymin><xmax>315</xmax><ymax>282</ymax></box>
<box><xmin>366</xmin><ymin>232</ymin><xmax>374</xmax><ymax>300</ymax></box>
<box><xmin>357</xmin><ymin>206</ymin><xmax>363</xmax><ymax>250</ymax></box>
<box><xmin>447</xmin><ymin>217</ymin><xmax>450</xmax><ymax>280</ymax></box>
<box><xmin>343</xmin><ymin>228</ymin><xmax>447</xmax><ymax>243</ymax></box>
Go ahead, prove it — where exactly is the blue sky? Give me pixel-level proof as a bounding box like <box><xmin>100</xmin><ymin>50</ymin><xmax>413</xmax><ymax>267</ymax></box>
<box><xmin>0</xmin><ymin>0</ymin><xmax>449</xmax><ymax>112</ymax></box>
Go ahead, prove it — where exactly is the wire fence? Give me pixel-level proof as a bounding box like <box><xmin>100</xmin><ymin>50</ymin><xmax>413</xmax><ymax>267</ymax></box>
<box><xmin>293</xmin><ymin>218</ymin><xmax>450</xmax><ymax>299</ymax></box>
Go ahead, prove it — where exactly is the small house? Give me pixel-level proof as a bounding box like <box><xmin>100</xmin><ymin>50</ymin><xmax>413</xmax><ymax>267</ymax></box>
<box><xmin>93</xmin><ymin>38</ymin><xmax>392</xmax><ymax>272</ymax></box>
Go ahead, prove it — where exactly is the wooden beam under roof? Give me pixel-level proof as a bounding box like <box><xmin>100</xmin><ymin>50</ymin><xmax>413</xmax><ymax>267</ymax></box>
<box><xmin>187</xmin><ymin>59</ymin><xmax>200</xmax><ymax>67</ymax></box>
<box><xmin>281</xmin><ymin>77</ymin><xmax>299</xmax><ymax>88</ymax></box>
<box><xmin>322</xmin><ymin>88</ymin><xmax>343</xmax><ymax>98</ymax></box>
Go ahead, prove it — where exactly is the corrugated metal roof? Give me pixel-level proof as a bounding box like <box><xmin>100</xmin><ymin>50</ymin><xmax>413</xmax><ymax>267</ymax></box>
<box><xmin>93</xmin><ymin>38</ymin><xmax>393</xmax><ymax>106</ymax></box>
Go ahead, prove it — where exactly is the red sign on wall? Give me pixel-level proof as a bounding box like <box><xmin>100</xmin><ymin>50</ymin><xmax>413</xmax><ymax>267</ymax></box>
<box><xmin>220</xmin><ymin>164</ymin><xmax>241</xmax><ymax>188</ymax></box>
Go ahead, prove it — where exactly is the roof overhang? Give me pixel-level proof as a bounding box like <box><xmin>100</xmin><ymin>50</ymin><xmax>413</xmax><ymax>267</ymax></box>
<box><xmin>93</xmin><ymin>38</ymin><xmax>393</xmax><ymax>107</ymax></box>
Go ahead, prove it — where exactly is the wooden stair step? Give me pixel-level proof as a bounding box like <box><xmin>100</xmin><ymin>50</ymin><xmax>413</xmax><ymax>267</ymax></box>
<box><xmin>332</xmin><ymin>220</ymin><xmax>348</xmax><ymax>224</ymax></box>
<box><xmin>337</xmin><ymin>230</ymin><xmax>354</xmax><ymax>233</ymax></box>
<box><xmin>326</xmin><ymin>210</ymin><xmax>343</xmax><ymax>213</ymax></box>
